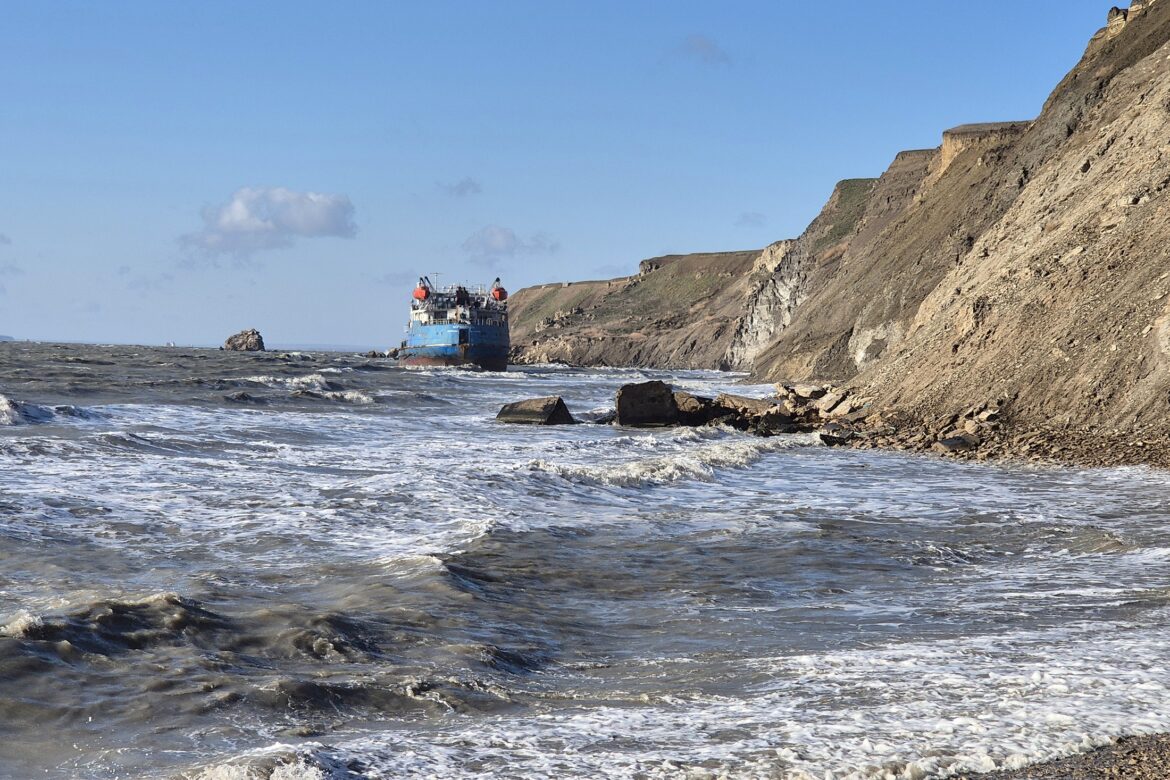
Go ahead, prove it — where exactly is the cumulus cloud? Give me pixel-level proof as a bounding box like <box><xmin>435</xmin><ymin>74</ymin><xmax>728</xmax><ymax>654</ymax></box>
<box><xmin>736</xmin><ymin>211</ymin><xmax>767</xmax><ymax>227</ymax></box>
<box><xmin>678</xmin><ymin>34</ymin><xmax>731</xmax><ymax>65</ymax></box>
<box><xmin>440</xmin><ymin>177</ymin><xmax>482</xmax><ymax>197</ymax></box>
<box><xmin>462</xmin><ymin>225</ymin><xmax>558</xmax><ymax>267</ymax></box>
<box><xmin>181</xmin><ymin>186</ymin><xmax>357</xmax><ymax>256</ymax></box>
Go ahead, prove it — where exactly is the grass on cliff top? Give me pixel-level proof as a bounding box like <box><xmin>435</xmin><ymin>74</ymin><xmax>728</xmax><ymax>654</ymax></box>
<box><xmin>510</xmin><ymin>281</ymin><xmax>612</xmax><ymax>336</ymax></box>
<box><xmin>512</xmin><ymin>250</ymin><xmax>759</xmax><ymax>336</ymax></box>
<box><xmin>810</xmin><ymin>178</ymin><xmax>876</xmax><ymax>257</ymax></box>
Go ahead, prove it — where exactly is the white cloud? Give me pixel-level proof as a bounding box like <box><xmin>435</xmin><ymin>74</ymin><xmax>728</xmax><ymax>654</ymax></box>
<box><xmin>440</xmin><ymin>177</ymin><xmax>482</xmax><ymax>197</ymax></box>
<box><xmin>462</xmin><ymin>225</ymin><xmax>558</xmax><ymax>266</ymax></box>
<box><xmin>678</xmin><ymin>34</ymin><xmax>731</xmax><ymax>65</ymax></box>
<box><xmin>181</xmin><ymin>186</ymin><xmax>357</xmax><ymax>255</ymax></box>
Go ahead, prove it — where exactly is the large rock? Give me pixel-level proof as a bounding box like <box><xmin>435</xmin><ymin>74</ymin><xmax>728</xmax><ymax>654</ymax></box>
<box><xmin>224</xmin><ymin>328</ymin><xmax>265</xmax><ymax>352</ymax></box>
<box><xmin>673</xmin><ymin>391</ymin><xmax>721</xmax><ymax>426</ymax></box>
<box><xmin>497</xmin><ymin>396</ymin><xmax>576</xmax><ymax>425</ymax></box>
<box><xmin>615</xmin><ymin>380</ymin><xmax>678</xmax><ymax>427</ymax></box>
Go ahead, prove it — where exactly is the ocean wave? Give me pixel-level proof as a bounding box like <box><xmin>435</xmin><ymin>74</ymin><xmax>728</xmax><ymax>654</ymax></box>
<box><xmin>290</xmin><ymin>389</ymin><xmax>375</xmax><ymax>405</ymax></box>
<box><xmin>241</xmin><ymin>374</ymin><xmax>338</xmax><ymax>393</ymax></box>
<box><xmin>0</xmin><ymin>394</ymin><xmax>103</xmax><ymax>426</ymax></box>
<box><xmin>521</xmin><ymin>433</ymin><xmax>816</xmax><ymax>487</ymax></box>
<box><xmin>2</xmin><ymin>592</ymin><xmax>233</xmax><ymax>656</ymax></box>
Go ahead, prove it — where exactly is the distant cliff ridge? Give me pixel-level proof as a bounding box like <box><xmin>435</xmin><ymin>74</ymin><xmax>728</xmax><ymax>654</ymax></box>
<box><xmin>511</xmin><ymin>0</ymin><xmax>1170</xmax><ymax>439</ymax></box>
<box><xmin>509</xmin><ymin>250</ymin><xmax>762</xmax><ymax>369</ymax></box>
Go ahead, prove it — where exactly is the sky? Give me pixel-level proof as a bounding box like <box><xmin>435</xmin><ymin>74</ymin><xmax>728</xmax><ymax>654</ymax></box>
<box><xmin>0</xmin><ymin>1</ymin><xmax>1114</xmax><ymax>347</ymax></box>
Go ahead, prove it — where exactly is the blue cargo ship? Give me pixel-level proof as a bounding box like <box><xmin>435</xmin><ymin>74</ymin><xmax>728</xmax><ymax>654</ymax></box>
<box><xmin>397</xmin><ymin>277</ymin><xmax>510</xmax><ymax>371</ymax></box>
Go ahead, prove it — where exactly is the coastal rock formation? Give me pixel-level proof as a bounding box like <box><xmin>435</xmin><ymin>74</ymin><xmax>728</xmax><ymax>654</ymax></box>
<box><xmin>496</xmin><ymin>396</ymin><xmax>576</xmax><ymax>425</ymax></box>
<box><xmin>510</xmin><ymin>1</ymin><xmax>1170</xmax><ymax>456</ymax></box>
<box><xmin>224</xmin><ymin>329</ymin><xmax>265</xmax><ymax>352</ymax></box>
<box><xmin>615</xmin><ymin>380</ymin><xmax>679</xmax><ymax>427</ymax></box>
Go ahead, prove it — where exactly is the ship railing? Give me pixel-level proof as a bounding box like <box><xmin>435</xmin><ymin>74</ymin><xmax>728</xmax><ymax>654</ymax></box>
<box><xmin>417</xmin><ymin>317</ymin><xmax>506</xmax><ymax>326</ymax></box>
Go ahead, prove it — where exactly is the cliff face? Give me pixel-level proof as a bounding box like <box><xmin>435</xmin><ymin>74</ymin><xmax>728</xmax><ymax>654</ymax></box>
<box><xmin>508</xmin><ymin>251</ymin><xmax>763</xmax><ymax>369</ymax></box>
<box><xmin>857</xmin><ymin>0</ymin><xmax>1170</xmax><ymax>429</ymax></box>
<box><xmin>510</xmin><ymin>178</ymin><xmax>875</xmax><ymax>371</ymax></box>
<box><xmin>510</xmin><ymin>0</ymin><xmax>1170</xmax><ymax>434</ymax></box>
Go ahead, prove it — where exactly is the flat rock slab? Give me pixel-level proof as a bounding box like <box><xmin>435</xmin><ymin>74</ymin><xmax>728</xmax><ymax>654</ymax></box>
<box><xmin>933</xmin><ymin>433</ymin><xmax>981</xmax><ymax>453</ymax></box>
<box><xmin>616</xmin><ymin>380</ymin><xmax>678</xmax><ymax>427</ymax></box>
<box><xmin>497</xmin><ymin>396</ymin><xmax>576</xmax><ymax>425</ymax></box>
<box><xmin>790</xmin><ymin>383</ymin><xmax>826</xmax><ymax>399</ymax></box>
<box><xmin>714</xmin><ymin>392</ymin><xmax>778</xmax><ymax>416</ymax></box>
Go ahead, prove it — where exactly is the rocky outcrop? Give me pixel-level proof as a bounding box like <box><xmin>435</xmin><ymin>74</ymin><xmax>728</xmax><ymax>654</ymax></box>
<box><xmin>615</xmin><ymin>381</ymin><xmax>678</xmax><ymax>426</ymax></box>
<box><xmin>496</xmin><ymin>396</ymin><xmax>577</xmax><ymax>425</ymax></box>
<box><xmin>224</xmin><ymin>329</ymin><xmax>265</xmax><ymax>352</ymax></box>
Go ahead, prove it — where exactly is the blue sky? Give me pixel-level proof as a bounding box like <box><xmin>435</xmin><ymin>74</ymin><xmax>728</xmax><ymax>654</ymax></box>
<box><xmin>0</xmin><ymin>1</ymin><xmax>1112</xmax><ymax>346</ymax></box>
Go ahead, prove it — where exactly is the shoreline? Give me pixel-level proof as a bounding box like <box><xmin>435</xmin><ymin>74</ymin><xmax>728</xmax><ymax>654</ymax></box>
<box><xmin>841</xmin><ymin>413</ymin><xmax>1170</xmax><ymax>470</ymax></box>
<box><xmin>960</xmin><ymin>734</ymin><xmax>1170</xmax><ymax>779</ymax></box>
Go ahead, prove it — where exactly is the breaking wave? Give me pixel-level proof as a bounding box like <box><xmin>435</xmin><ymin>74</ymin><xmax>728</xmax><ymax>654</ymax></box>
<box><xmin>521</xmin><ymin>432</ymin><xmax>817</xmax><ymax>487</ymax></box>
<box><xmin>0</xmin><ymin>394</ymin><xmax>103</xmax><ymax>426</ymax></box>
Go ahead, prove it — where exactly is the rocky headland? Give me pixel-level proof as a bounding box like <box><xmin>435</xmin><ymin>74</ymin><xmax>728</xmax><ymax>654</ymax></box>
<box><xmin>509</xmin><ymin>0</ymin><xmax>1170</xmax><ymax>468</ymax></box>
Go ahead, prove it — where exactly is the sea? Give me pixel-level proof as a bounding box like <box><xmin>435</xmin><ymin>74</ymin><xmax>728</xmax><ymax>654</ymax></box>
<box><xmin>2</xmin><ymin>341</ymin><xmax>1169</xmax><ymax>780</ymax></box>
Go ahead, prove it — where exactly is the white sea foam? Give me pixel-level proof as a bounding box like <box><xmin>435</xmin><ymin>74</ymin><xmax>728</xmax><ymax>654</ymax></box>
<box><xmin>522</xmin><ymin>433</ymin><xmax>816</xmax><ymax>487</ymax></box>
<box><xmin>0</xmin><ymin>610</ymin><xmax>42</xmax><ymax>637</ymax></box>
<box><xmin>291</xmin><ymin>616</ymin><xmax>1170</xmax><ymax>779</ymax></box>
<box><xmin>0</xmin><ymin>395</ymin><xmax>51</xmax><ymax>425</ymax></box>
<box><xmin>242</xmin><ymin>373</ymin><xmax>334</xmax><ymax>392</ymax></box>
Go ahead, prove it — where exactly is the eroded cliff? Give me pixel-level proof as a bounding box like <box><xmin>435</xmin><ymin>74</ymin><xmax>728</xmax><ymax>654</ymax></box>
<box><xmin>510</xmin><ymin>0</ymin><xmax>1170</xmax><ymax>442</ymax></box>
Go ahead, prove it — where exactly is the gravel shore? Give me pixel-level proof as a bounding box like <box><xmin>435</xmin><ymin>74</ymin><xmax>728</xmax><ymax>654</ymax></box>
<box><xmin>958</xmin><ymin>735</ymin><xmax>1170</xmax><ymax>779</ymax></box>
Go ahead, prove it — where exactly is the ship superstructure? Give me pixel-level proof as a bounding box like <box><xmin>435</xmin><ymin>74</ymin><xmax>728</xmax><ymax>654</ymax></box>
<box><xmin>397</xmin><ymin>277</ymin><xmax>509</xmax><ymax>371</ymax></box>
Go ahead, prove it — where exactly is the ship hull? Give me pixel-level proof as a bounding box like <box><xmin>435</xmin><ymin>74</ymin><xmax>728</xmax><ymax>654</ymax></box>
<box><xmin>398</xmin><ymin>322</ymin><xmax>509</xmax><ymax>372</ymax></box>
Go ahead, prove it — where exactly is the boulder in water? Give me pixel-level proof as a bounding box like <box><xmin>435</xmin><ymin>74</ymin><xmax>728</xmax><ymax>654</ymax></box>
<box><xmin>224</xmin><ymin>329</ymin><xmax>265</xmax><ymax>352</ymax></box>
<box><xmin>615</xmin><ymin>380</ymin><xmax>678</xmax><ymax>427</ymax></box>
<box><xmin>497</xmin><ymin>396</ymin><xmax>576</xmax><ymax>425</ymax></box>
